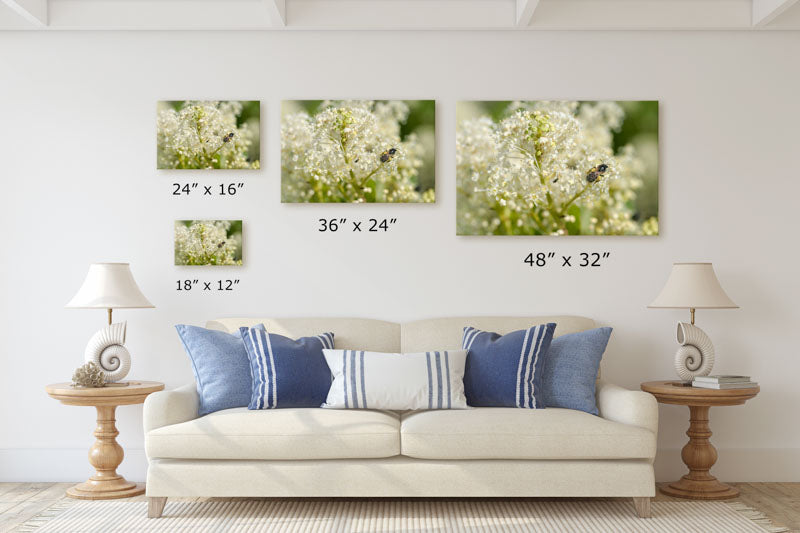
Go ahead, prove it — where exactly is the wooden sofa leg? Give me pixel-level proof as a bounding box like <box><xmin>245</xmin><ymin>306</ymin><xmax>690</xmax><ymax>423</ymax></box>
<box><xmin>148</xmin><ymin>497</ymin><xmax>167</xmax><ymax>518</ymax></box>
<box><xmin>633</xmin><ymin>497</ymin><xmax>651</xmax><ymax>518</ymax></box>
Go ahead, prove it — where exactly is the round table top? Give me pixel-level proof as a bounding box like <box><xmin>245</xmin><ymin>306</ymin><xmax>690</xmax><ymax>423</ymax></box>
<box><xmin>45</xmin><ymin>381</ymin><xmax>165</xmax><ymax>407</ymax></box>
<box><xmin>641</xmin><ymin>380</ymin><xmax>759</xmax><ymax>407</ymax></box>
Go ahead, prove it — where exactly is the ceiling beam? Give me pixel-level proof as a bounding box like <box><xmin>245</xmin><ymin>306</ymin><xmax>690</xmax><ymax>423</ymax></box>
<box><xmin>1</xmin><ymin>0</ymin><xmax>47</xmax><ymax>26</ymax></box>
<box><xmin>285</xmin><ymin>1</ymin><xmax>511</xmax><ymax>29</ymax></box>
<box><xmin>43</xmin><ymin>0</ymin><xmax>274</xmax><ymax>30</ymax></box>
<box><xmin>1</xmin><ymin>0</ymin><xmax>797</xmax><ymax>31</ymax></box>
<box><xmin>516</xmin><ymin>0</ymin><xmax>540</xmax><ymax>26</ymax></box>
<box><xmin>752</xmin><ymin>0</ymin><xmax>799</xmax><ymax>26</ymax></box>
<box><xmin>529</xmin><ymin>0</ymin><xmax>751</xmax><ymax>30</ymax></box>
<box><xmin>264</xmin><ymin>0</ymin><xmax>286</xmax><ymax>26</ymax></box>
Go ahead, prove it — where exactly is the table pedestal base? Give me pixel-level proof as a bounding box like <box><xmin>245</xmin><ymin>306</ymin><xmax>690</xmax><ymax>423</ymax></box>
<box><xmin>661</xmin><ymin>477</ymin><xmax>739</xmax><ymax>500</ymax></box>
<box><xmin>67</xmin><ymin>480</ymin><xmax>145</xmax><ymax>500</ymax></box>
<box><xmin>66</xmin><ymin>404</ymin><xmax>145</xmax><ymax>500</ymax></box>
<box><xmin>659</xmin><ymin>404</ymin><xmax>739</xmax><ymax>500</ymax></box>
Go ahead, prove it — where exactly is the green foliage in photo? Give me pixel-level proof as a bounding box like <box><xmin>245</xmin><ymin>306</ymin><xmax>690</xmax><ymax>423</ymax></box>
<box><xmin>158</xmin><ymin>101</ymin><xmax>260</xmax><ymax>170</ymax></box>
<box><xmin>457</xmin><ymin>100</ymin><xmax>658</xmax><ymax>236</ymax></box>
<box><xmin>174</xmin><ymin>220</ymin><xmax>243</xmax><ymax>266</ymax></box>
<box><xmin>281</xmin><ymin>100</ymin><xmax>435</xmax><ymax>203</ymax></box>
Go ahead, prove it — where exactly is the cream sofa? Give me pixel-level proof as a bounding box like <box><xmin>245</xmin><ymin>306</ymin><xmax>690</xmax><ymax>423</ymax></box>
<box><xmin>144</xmin><ymin>316</ymin><xmax>658</xmax><ymax>518</ymax></box>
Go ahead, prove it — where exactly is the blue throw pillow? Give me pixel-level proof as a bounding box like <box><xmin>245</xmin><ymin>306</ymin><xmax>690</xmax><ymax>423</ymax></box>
<box><xmin>542</xmin><ymin>327</ymin><xmax>613</xmax><ymax>415</ymax></box>
<box><xmin>240</xmin><ymin>327</ymin><xmax>334</xmax><ymax>409</ymax></box>
<box><xmin>462</xmin><ymin>324</ymin><xmax>556</xmax><ymax>408</ymax></box>
<box><xmin>175</xmin><ymin>324</ymin><xmax>265</xmax><ymax>417</ymax></box>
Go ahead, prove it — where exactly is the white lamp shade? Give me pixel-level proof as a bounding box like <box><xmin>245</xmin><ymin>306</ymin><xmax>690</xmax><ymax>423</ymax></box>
<box><xmin>648</xmin><ymin>262</ymin><xmax>738</xmax><ymax>309</ymax></box>
<box><xmin>66</xmin><ymin>263</ymin><xmax>154</xmax><ymax>309</ymax></box>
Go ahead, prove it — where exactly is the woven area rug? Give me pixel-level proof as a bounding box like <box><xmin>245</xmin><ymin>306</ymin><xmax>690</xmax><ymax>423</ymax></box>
<box><xmin>16</xmin><ymin>499</ymin><xmax>788</xmax><ymax>533</ymax></box>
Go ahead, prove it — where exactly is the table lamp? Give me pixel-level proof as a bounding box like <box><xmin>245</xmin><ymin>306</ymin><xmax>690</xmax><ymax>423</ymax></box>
<box><xmin>66</xmin><ymin>263</ymin><xmax>154</xmax><ymax>383</ymax></box>
<box><xmin>648</xmin><ymin>262</ymin><xmax>738</xmax><ymax>382</ymax></box>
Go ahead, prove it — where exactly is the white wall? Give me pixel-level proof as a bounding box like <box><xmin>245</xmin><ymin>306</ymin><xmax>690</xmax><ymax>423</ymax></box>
<box><xmin>0</xmin><ymin>30</ymin><xmax>798</xmax><ymax>483</ymax></box>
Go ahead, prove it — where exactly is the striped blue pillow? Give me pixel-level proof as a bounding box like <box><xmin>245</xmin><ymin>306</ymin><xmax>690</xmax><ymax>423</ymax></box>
<box><xmin>321</xmin><ymin>349</ymin><xmax>469</xmax><ymax>410</ymax></box>
<box><xmin>240</xmin><ymin>327</ymin><xmax>334</xmax><ymax>409</ymax></box>
<box><xmin>462</xmin><ymin>323</ymin><xmax>556</xmax><ymax>408</ymax></box>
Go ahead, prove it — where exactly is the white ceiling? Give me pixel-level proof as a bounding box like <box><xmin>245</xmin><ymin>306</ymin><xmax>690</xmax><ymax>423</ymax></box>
<box><xmin>1</xmin><ymin>0</ymin><xmax>799</xmax><ymax>30</ymax></box>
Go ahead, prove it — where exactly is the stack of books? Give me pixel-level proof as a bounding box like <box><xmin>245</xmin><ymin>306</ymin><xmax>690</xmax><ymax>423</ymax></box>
<box><xmin>692</xmin><ymin>375</ymin><xmax>758</xmax><ymax>389</ymax></box>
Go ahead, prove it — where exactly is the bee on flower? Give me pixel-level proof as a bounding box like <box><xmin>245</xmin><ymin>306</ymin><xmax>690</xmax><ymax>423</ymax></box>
<box><xmin>456</xmin><ymin>100</ymin><xmax>659</xmax><ymax>236</ymax></box>
<box><xmin>174</xmin><ymin>220</ymin><xmax>243</xmax><ymax>266</ymax></box>
<box><xmin>157</xmin><ymin>101</ymin><xmax>260</xmax><ymax>170</ymax></box>
<box><xmin>281</xmin><ymin>100</ymin><xmax>435</xmax><ymax>203</ymax></box>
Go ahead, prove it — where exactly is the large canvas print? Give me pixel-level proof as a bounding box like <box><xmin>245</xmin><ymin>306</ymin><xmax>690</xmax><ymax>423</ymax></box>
<box><xmin>174</xmin><ymin>220</ymin><xmax>243</xmax><ymax>266</ymax></box>
<box><xmin>157</xmin><ymin>101</ymin><xmax>260</xmax><ymax>169</ymax></box>
<box><xmin>456</xmin><ymin>101</ymin><xmax>658</xmax><ymax>235</ymax></box>
<box><xmin>281</xmin><ymin>100</ymin><xmax>435</xmax><ymax>203</ymax></box>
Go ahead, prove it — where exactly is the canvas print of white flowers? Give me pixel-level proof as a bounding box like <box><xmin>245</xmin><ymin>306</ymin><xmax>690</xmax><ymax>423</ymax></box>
<box><xmin>281</xmin><ymin>100</ymin><xmax>435</xmax><ymax>203</ymax></box>
<box><xmin>157</xmin><ymin>101</ymin><xmax>260</xmax><ymax>170</ymax></box>
<box><xmin>457</xmin><ymin>101</ymin><xmax>659</xmax><ymax>236</ymax></box>
<box><xmin>174</xmin><ymin>220</ymin><xmax>243</xmax><ymax>266</ymax></box>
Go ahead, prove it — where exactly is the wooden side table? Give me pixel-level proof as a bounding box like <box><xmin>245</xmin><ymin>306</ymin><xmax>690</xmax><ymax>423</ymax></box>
<box><xmin>45</xmin><ymin>381</ymin><xmax>164</xmax><ymax>500</ymax></box>
<box><xmin>641</xmin><ymin>380</ymin><xmax>759</xmax><ymax>500</ymax></box>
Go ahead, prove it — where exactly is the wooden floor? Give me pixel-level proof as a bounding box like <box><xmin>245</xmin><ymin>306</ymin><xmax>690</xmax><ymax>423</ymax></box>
<box><xmin>0</xmin><ymin>482</ymin><xmax>798</xmax><ymax>532</ymax></box>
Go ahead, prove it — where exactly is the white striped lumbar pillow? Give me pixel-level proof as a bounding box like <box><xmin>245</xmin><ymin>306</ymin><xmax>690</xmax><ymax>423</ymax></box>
<box><xmin>321</xmin><ymin>349</ymin><xmax>469</xmax><ymax>410</ymax></box>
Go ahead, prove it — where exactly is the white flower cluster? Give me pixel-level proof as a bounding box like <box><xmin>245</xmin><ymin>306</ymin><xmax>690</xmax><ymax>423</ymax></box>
<box><xmin>457</xmin><ymin>101</ymin><xmax>657</xmax><ymax>235</ymax></box>
<box><xmin>174</xmin><ymin>220</ymin><xmax>242</xmax><ymax>266</ymax></box>
<box><xmin>281</xmin><ymin>101</ymin><xmax>432</xmax><ymax>203</ymax></box>
<box><xmin>158</xmin><ymin>101</ymin><xmax>259</xmax><ymax>170</ymax></box>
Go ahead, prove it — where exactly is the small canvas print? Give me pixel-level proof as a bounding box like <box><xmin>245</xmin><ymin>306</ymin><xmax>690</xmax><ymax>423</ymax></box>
<box><xmin>281</xmin><ymin>100</ymin><xmax>435</xmax><ymax>203</ymax></box>
<box><xmin>157</xmin><ymin>101</ymin><xmax>260</xmax><ymax>169</ymax></box>
<box><xmin>456</xmin><ymin>101</ymin><xmax>659</xmax><ymax>236</ymax></box>
<box><xmin>174</xmin><ymin>220</ymin><xmax>243</xmax><ymax>266</ymax></box>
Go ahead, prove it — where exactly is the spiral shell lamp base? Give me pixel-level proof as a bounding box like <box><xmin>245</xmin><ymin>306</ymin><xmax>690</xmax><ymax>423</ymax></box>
<box><xmin>84</xmin><ymin>322</ymin><xmax>131</xmax><ymax>383</ymax></box>
<box><xmin>673</xmin><ymin>322</ymin><xmax>715</xmax><ymax>381</ymax></box>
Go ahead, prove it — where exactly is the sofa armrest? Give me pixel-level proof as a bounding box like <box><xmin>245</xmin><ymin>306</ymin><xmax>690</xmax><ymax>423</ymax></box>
<box><xmin>143</xmin><ymin>383</ymin><xmax>199</xmax><ymax>433</ymax></box>
<box><xmin>596</xmin><ymin>380</ymin><xmax>658</xmax><ymax>435</ymax></box>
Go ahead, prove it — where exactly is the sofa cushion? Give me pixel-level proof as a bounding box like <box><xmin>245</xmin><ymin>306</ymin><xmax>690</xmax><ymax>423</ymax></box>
<box><xmin>400</xmin><ymin>316</ymin><xmax>595</xmax><ymax>353</ymax></box>
<box><xmin>146</xmin><ymin>408</ymin><xmax>400</xmax><ymax>460</ymax></box>
<box><xmin>400</xmin><ymin>408</ymin><xmax>655</xmax><ymax>460</ymax></box>
<box><xmin>208</xmin><ymin>317</ymin><xmax>401</xmax><ymax>352</ymax></box>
